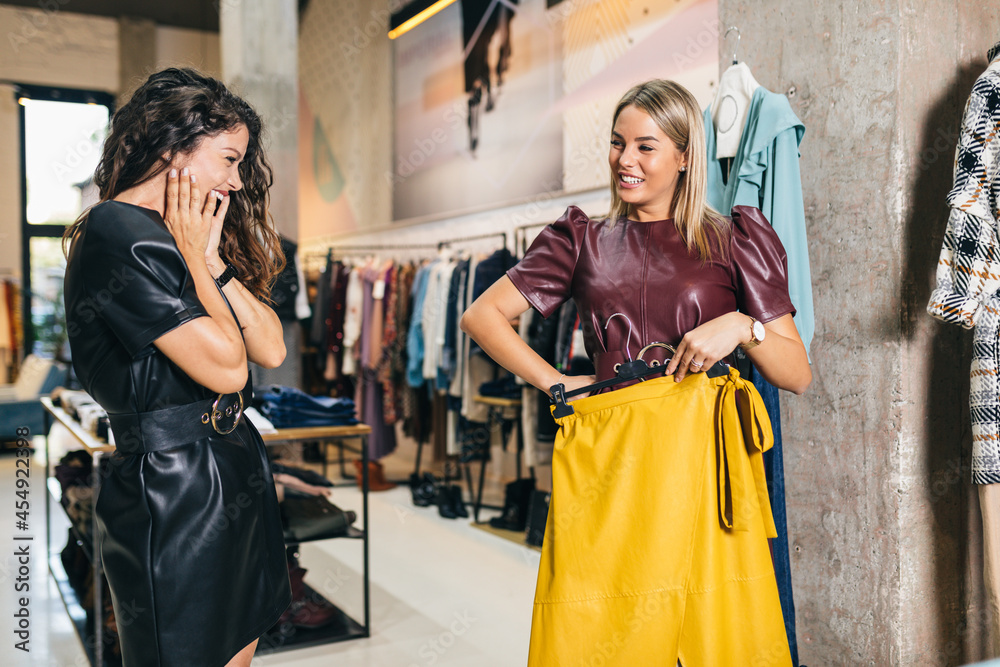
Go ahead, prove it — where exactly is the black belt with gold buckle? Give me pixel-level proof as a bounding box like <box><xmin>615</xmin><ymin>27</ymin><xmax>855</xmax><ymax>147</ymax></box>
<box><xmin>108</xmin><ymin>391</ymin><xmax>245</xmax><ymax>455</ymax></box>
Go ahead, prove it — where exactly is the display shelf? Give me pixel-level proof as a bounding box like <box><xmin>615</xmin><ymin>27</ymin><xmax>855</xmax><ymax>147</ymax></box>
<box><xmin>283</xmin><ymin>524</ymin><xmax>366</xmax><ymax>545</ymax></box>
<box><xmin>44</xmin><ymin>398</ymin><xmax>374</xmax><ymax>663</ymax></box>
<box><xmin>48</xmin><ymin>477</ymin><xmax>97</xmax><ymax>559</ymax></box>
<box><xmin>262</xmin><ymin>424</ymin><xmax>373</xmax><ymax>643</ymax></box>
<box><xmin>48</xmin><ymin>553</ymin><xmax>97</xmax><ymax>666</ymax></box>
<box><xmin>43</xmin><ymin>397</ymin><xmax>109</xmax><ymax>667</ymax></box>
<box><xmin>256</xmin><ymin>584</ymin><xmax>367</xmax><ymax>655</ymax></box>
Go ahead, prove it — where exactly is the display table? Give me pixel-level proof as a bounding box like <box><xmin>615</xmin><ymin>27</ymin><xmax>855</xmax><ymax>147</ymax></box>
<box><xmin>42</xmin><ymin>398</ymin><xmax>373</xmax><ymax>663</ymax></box>
<box><xmin>257</xmin><ymin>423</ymin><xmax>373</xmax><ymax>653</ymax></box>
<box><xmin>42</xmin><ymin>398</ymin><xmax>113</xmax><ymax>667</ymax></box>
<box><xmin>467</xmin><ymin>395</ymin><xmax>527</xmax><ymax>523</ymax></box>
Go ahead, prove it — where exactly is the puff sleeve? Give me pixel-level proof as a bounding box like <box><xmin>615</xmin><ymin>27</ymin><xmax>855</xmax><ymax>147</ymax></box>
<box><xmin>506</xmin><ymin>206</ymin><xmax>589</xmax><ymax>318</ymax></box>
<box><xmin>730</xmin><ymin>205</ymin><xmax>796</xmax><ymax>323</ymax></box>
<box><xmin>78</xmin><ymin>202</ymin><xmax>207</xmax><ymax>358</ymax></box>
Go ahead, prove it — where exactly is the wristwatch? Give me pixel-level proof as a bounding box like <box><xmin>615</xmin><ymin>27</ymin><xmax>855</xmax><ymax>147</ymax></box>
<box><xmin>215</xmin><ymin>263</ymin><xmax>238</xmax><ymax>288</ymax></box>
<box><xmin>740</xmin><ymin>316</ymin><xmax>766</xmax><ymax>351</ymax></box>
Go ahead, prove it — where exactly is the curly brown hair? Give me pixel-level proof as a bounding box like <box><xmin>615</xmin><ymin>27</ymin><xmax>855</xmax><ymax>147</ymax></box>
<box><xmin>64</xmin><ymin>67</ymin><xmax>284</xmax><ymax>301</ymax></box>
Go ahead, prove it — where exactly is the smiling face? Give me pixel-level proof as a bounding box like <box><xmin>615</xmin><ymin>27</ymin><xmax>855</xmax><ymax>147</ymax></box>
<box><xmin>172</xmin><ymin>125</ymin><xmax>249</xmax><ymax>198</ymax></box>
<box><xmin>608</xmin><ymin>105</ymin><xmax>688</xmax><ymax>222</ymax></box>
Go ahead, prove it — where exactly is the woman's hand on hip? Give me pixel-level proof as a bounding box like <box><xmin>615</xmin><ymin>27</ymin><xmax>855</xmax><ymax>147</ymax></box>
<box><xmin>164</xmin><ymin>167</ymin><xmax>229</xmax><ymax>262</ymax></box>
<box><xmin>665</xmin><ymin>311</ymin><xmax>749</xmax><ymax>382</ymax></box>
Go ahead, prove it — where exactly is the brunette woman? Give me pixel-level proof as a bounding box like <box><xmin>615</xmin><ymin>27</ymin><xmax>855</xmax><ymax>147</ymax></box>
<box><xmin>63</xmin><ymin>68</ymin><xmax>290</xmax><ymax>667</ymax></box>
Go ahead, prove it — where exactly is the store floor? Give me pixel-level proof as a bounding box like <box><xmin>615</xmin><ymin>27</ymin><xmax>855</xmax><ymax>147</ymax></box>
<box><xmin>5</xmin><ymin>423</ymin><xmax>542</xmax><ymax>667</ymax></box>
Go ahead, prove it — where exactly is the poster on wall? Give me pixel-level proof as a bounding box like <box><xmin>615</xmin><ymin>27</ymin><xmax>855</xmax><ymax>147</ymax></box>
<box><xmin>389</xmin><ymin>0</ymin><xmax>720</xmax><ymax>222</ymax></box>
<box><xmin>391</xmin><ymin>0</ymin><xmax>563</xmax><ymax>221</ymax></box>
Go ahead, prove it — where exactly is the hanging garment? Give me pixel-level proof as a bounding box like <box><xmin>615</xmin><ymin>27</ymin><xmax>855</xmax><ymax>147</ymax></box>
<box><xmin>341</xmin><ymin>267</ymin><xmax>364</xmax><ymax>377</ymax></box>
<box><xmin>705</xmin><ymin>85</ymin><xmax>809</xmax><ymax>665</ymax></box>
<box><xmin>704</xmin><ymin>87</ymin><xmax>813</xmax><ymax>356</ymax></box>
<box><xmin>406</xmin><ymin>262</ymin><xmax>434</xmax><ymax>388</ymax></box>
<box><xmin>927</xmin><ymin>55</ymin><xmax>1000</xmax><ymax>484</ymax></box>
<box><xmin>469</xmin><ymin>248</ymin><xmax>513</xmax><ymax>355</ymax></box>
<box><xmin>270</xmin><ymin>237</ymin><xmax>301</xmax><ymax>322</ymax></box>
<box><xmin>380</xmin><ymin>262</ymin><xmax>401</xmax><ymax>425</ymax></box>
<box><xmin>528</xmin><ymin>370</ymin><xmax>789</xmax><ymax>666</ymax></box>
<box><xmin>709</xmin><ymin>62</ymin><xmax>761</xmax><ymax>159</ymax></box>
<box><xmin>309</xmin><ymin>253</ymin><xmax>333</xmax><ymax>346</ymax></box>
<box><xmin>294</xmin><ymin>250</ymin><xmax>311</xmax><ymax>321</ymax></box>
<box><xmin>359</xmin><ymin>265</ymin><xmax>397</xmax><ymax>461</ymax></box>
<box><xmin>325</xmin><ymin>262</ymin><xmax>351</xmax><ymax>384</ymax></box>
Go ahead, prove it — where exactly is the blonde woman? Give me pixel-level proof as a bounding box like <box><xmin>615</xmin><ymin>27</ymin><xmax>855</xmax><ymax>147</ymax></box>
<box><xmin>462</xmin><ymin>79</ymin><xmax>810</xmax><ymax>665</ymax></box>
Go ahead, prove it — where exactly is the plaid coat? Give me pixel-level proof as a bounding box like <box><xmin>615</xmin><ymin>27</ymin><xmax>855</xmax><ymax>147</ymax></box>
<box><xmin>927</xmin><ymin>52</ymin><xmax>1000</xmax><ymax>484</ymax></box>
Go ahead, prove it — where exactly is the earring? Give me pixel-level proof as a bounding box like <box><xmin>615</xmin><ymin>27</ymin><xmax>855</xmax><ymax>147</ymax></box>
<box><xmin>679</xmin><ymin>166</ymin><xmax>687</xmax><ymax>172</ymax></box>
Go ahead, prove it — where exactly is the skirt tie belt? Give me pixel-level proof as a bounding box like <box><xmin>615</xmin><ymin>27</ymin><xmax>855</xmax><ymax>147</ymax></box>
<box><xmin>716</xmin><ymin>368</ymin><xmax>777</xmax><ymax>537</ymax></box>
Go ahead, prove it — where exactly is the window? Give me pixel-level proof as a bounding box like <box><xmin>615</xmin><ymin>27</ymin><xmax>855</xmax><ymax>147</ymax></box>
<box><xmin>16</xmin><ymin>85</ymin><xmax>113</xmax><ymax>357</ymax></box>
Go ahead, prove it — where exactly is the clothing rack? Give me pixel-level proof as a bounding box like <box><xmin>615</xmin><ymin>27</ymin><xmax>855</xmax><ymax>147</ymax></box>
<box><xmin>513</xmin><ymin>222</ymin><xmax>550</xmax><ymax>255</ymax></box>
<box><xmin>435</xmin><ymin>230</ymin><xmax>507</xmax><ymax>250</ymax></box>
<box><xmin>307</xmin><ymin>231</ymin><xmax>508</xmax><ymax>259</ymax></box>
<box><xmin>513</xmin><ymin>213</ymin><xmax>608</xmax><ymax>255</ymax></box>
<box><xmin>302</xmin><ymin>231</ymin><xmax>510</xmax><ymax>491</ymax></box>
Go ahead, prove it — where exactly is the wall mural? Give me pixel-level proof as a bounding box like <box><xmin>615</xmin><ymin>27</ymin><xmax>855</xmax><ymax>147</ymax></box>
<box><xmin>391</xmin><ymin>0</ymin><xmax>563</xmax><ymax>221</ymax></box>
<box><xmin>389</xmin><ymin>0</ymin><xmax>719</xmax><ymax>222</ymax></box>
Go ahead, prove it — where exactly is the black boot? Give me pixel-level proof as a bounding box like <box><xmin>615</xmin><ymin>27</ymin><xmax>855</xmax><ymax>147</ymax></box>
<box><xmin>410</xmin><ymin>472</ymin><xmax>437</xmax><ymax>507</ymax></box>
<box><xmin>489</xmin><ymin>478</ymin><xmax>535</xmax><ymax>531</ymax></box>
<box><xmin>436</xmin><ymin>484</ymin><xmax>457</xmax><ymax>519</ymax></box>
<box><xmin>449</xmin><ymin>485</ymin><xmax>469</xmax><ymax>518</ymax></box>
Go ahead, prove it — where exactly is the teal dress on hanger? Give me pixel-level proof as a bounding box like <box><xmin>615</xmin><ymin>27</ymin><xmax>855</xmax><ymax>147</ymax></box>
<box><xmin>704</xmin><ymin>86</ymin><xmax>813</xmax><ymax>355</ymax></box>
<box><xmin>704</xmin><ymin>85</ymin><xmax>812</xmax><ymax>667</ymax></box>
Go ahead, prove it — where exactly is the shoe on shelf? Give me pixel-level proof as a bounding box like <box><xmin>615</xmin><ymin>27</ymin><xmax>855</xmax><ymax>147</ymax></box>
<box><xmin>276</xmin><ymin>559</ymin><xmax>339</xmax><ymax>630</ymax></box>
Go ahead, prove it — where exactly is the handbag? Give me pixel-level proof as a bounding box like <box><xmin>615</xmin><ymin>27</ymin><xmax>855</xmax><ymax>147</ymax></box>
<box><xmin>280</xmin><ymin>495</ymin><xmax>357</xmax><ymax>542</ymax></box>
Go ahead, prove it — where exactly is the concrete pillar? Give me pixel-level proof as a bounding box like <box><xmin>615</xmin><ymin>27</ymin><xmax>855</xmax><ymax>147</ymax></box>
<box><xmin>220</xmin><ymin>0</ymin><xmax>300</xmax><ymax>388</ymax></box>
<box><xmin>717</xmin><ymin>1</ymin><xmax>1000</xmax><ymax>664</ymax></box>
<box><xmin>118</xmin><ymin>17</ymin><xmax>156</xmax><ymax>102</ymax></box>
<box><xmin>220</xmin><ymin>0</ymin><xmax>299</xmax><ymax>242</ymax></box>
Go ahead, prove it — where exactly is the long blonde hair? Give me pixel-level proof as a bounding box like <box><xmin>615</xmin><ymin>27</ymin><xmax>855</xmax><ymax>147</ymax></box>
<box><xmin>608</xmin><ymin>79</ymin><xmax>727</xmax><ymax>261</ymax></box>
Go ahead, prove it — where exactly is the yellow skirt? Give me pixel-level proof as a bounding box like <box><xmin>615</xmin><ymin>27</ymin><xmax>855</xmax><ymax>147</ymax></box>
<box><xmin>528</xmin><ymin>369</ymin><xmax>791</xmax><ymax>666</ymax></box>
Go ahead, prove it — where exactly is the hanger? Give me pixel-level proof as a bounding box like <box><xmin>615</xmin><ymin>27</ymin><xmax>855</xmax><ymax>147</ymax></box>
<box><xmin>711</xmin><ymin>26</ymin><xmax>760</xmax><ymax>162</ymax></box>
<box><xmin>724</xmin><ymin>26</ymin><xmax>740</xmax><ymax>65</ymax></box>
<box><xmin>550</xmin><ymin>342</ymin><xmax>729</xmax><ymax>417</ymax></box>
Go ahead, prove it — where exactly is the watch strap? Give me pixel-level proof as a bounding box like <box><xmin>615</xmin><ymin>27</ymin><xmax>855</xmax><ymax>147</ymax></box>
<box><xmin>740</xmin><ymin>316</ymin><xmax>763</xmax><ymax>351</ymax></box>
<box><xmin>215</xmin><ymin>263</ymin><xmax>238</xmax><ymax>288</ymax></box>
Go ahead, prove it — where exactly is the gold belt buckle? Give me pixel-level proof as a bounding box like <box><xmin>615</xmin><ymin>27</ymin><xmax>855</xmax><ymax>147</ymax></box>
<box><xmin>209</xmin><ymin>391</ymin><xmax>244</xmax><ymax>435</ymax></box>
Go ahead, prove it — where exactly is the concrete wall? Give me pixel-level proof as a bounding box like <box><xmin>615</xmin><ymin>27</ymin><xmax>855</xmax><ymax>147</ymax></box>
<box><xmin>0</xmin><ymin>4</ymin><xmax>220</xmax><ymax>281</ymax></box>
<box><xmin>718</xmin><ymin>1</ymin><xmax>1000</xmax><ymax>664</ymax></box>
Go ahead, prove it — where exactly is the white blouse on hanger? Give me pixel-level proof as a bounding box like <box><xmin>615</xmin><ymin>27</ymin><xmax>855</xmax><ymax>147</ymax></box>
<box><xmin>709</xmin><ymin>62</ymin><xmax>761</xmax><ymax>159</ymax></box>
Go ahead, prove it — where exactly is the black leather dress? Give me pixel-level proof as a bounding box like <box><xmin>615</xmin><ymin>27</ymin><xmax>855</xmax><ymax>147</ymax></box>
<box><xmin>64</xmin><ymin>200</ymin><xmax>291</xmax><ymax>667</ymax></box>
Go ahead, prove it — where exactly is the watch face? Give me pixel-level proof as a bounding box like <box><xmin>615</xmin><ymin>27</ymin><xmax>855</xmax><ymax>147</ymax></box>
<box><xmin>752</xmin><ymin>319</ymin><xmax>766</xmax><ymax>342</ymax></box>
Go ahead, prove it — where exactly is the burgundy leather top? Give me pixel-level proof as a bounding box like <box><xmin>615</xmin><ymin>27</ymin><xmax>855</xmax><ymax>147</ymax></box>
<box><xmin>507</xmin><ymin>205</ymin><xmax>795</xmax><ymax>380</ymax></box>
